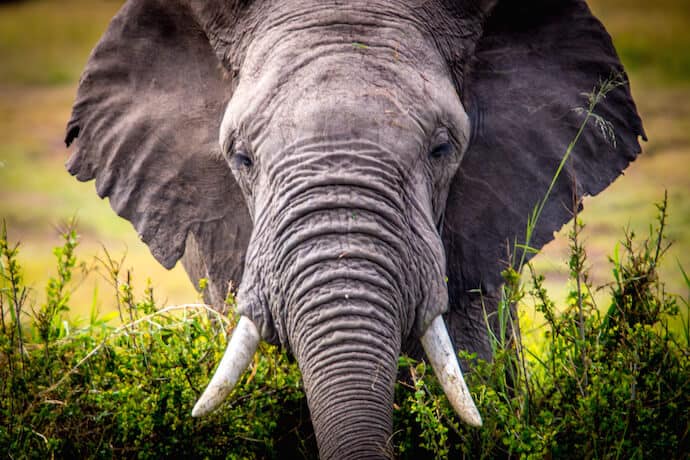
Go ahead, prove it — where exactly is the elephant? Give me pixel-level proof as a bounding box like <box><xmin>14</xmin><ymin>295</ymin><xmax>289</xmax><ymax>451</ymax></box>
<box><xmin>64</xmin><ymin>0</ymin><xmax>645</xmax><ymax>458</ymax></box>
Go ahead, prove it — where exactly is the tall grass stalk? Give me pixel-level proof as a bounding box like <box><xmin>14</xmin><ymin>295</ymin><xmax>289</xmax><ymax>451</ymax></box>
<box><xmin>515</xmin><ymin>75</ymin><xmax>627</xmax><ymax>269</ymax></box>
<box><xmin>1</xmin><ymin>220</ymin><xmax>28</xmax><ymax>369</ymax></box>
<box><xmin>480</xmin><ymin>76</ymin><xmax>629</xmax><ymax>436</ymax></box>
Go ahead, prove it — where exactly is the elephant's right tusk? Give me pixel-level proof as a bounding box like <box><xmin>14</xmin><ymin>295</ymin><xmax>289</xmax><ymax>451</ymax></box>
<box><xmin>420</xmin><ymin>315</ymin><xmax>483</xmax><ymax>427</ymax></box>
<box><xmin>192</xmin><ymin>315</ymin><xmax>260</xmax><ymax>417</ymax></box>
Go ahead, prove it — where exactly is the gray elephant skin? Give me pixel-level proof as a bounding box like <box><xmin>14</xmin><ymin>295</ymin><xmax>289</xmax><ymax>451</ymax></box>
<box><xmin>65</xmin><ymin>0</ymin><xmax>645</xmax><ymax>458</ymax></box>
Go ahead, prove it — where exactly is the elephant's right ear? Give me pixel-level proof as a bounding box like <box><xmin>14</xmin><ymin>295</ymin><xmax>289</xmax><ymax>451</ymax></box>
<box><xmin>65</xmin><ymin>0</ymin><xmax>252</xmax><ymax>307</ymax></box>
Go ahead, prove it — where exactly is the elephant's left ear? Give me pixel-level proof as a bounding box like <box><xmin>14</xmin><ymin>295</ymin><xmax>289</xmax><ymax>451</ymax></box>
<box><xmin>442</xmin><ymin>0</ymin><xmax>645</xmax><ymax>356</ymax></box>
<box><xmin>65</xmin><ymin>0</ymin><xmax>252</xmax><ymax>307</ymax></box>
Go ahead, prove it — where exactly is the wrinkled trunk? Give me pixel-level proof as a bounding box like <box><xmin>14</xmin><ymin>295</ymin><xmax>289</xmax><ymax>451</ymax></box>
<box><xmin>193</xmin><ymin>154</ymin><xmax>482</xmax><ymax>453</ymax></box>
<box><xmin>267</xmin><ymin>171</ymin><xmax>410</xmax><ymax>457</ymax></box>
<box><xmin>277</xmin><ymin>199</ymin><xmax>407</xmax><ymax>458</ymax></box>
<box><xmin>293</xmin><ymin>292</ymin><xmax>400</xmax><ymax>459</ymax></box>
<box><xmin>231</xmin><ymin>150</ymin><xmax>444</xmax><ymax>456</ymax></box>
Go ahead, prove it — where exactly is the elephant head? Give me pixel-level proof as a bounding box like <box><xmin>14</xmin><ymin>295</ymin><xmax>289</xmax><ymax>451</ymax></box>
<box><xmin>65</xmin><ymin>0</ymin><xmax>644</xmax><ymax>457</ymax></box>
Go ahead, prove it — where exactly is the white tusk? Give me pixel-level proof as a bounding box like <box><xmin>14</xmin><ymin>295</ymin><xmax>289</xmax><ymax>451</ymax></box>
<box><xmin>420</xmin><ymin>315</ymin><xmax>483</xmax><ymax>427</ymax></box>
<box><xmin>192</xmin><ymin>316</ymin><xmax>260</xmax><ymax>417</ymax></box>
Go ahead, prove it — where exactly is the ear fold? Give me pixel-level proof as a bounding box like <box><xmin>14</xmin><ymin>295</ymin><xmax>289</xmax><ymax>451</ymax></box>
<box><xmin>443</xmin><ymin>0</ymin><xmax>645</xmax><ymax>359</ymax></box>
<box><xmin>65</xmin><ymin>0</ymin><xmax>252</xmax><ymax>309</ymax></box>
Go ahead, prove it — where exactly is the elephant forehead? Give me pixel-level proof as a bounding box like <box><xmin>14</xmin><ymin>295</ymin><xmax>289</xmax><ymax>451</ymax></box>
<box><xmin>226</xmin><ymin>4</ymin><xmax>452</xmax><ymax>112</ymax></box>
<box><xmin>224</xmin><ymin>52</ymin><xmax>465</xmax><ymax>156</ymax></box>
<box><xmin>242</xmin><ymin>0</ymin><xmax>447</xmax><ymax>73</ymax></box>
<box><xmin>220</xmin><ymin>2</ymin><xmax>470</xmax><ymax>162</ymax></box>
<box><xmin>275</xmin><ymin>76</ymin><xmax>424</xmax><ymax>137</ymax></box>
<box><xmin>235</xmin><ymin>82</ymin><xmax>428</xmax><ymax>167</ymax></box>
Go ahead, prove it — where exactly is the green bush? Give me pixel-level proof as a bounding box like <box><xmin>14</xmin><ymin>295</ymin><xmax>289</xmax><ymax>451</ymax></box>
<box><xmin>0</xmin><ymin>222</ymin><xmax>313</xmax><ymax>459</ymax></box>
<box><xmin>394</xmin><ymin>196</ymin><xmax>689</xmax><ymax>459</ymax></box>
<box><xmin>1</xmin><ymin>197</ymin><xmax>688</xmax><ymax>459</ymax></box>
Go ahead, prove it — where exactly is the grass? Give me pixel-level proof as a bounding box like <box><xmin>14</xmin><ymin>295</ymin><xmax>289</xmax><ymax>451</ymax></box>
<box><xmin>0</xmin><ymin>0</ymin><xmax>688</xmax><ymax>323</ymax></box>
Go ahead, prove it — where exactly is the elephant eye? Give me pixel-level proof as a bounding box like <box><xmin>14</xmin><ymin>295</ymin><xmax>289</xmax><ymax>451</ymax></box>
<box><xmin>233</xmin><ymin>151</ymin><xmax>253</xmax><ymax>169</ymax></box>
<box><xmin>429</xmin><ymin>142</ymin><xmax>454</xmax><ymax>159</ymax></box>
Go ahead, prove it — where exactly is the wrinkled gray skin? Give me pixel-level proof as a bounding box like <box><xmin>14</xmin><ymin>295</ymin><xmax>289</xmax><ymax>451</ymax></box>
<box><xmin>65</xmin><ymin>0</ymin><xmax>645</xmax><ymax>457</ymax></box>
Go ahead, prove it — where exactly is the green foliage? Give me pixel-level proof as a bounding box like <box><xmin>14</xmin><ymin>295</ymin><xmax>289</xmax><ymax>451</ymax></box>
<box><xmin>1</xmin><ymin>197</ymin><xmax>688</xmax><ymax>458</ymax></box>
<box><xmin>0</xmin><ymin>222</ymin><xmax>313</xmax><ymax>459</ymax></box>
<box><xmin>32</xmin><ymin>223</ymin><xmax>78</xmax><ymax>346</ymax></box>
<box><xmin>394</xmin><ymin>196</ymin><xmax>689</xmax><ymax>459</ymax></box>
<box><xmin>395</xmin><ymin>358</ymin><xmax>455</xmax><ymax>458</ymax></box>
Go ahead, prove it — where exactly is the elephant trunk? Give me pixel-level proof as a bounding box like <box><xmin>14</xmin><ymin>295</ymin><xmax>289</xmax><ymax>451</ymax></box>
<box><xmin>264</xmin><ymin>171</ymin><xmax>411</xmax><ymax>457</ymax></box>
<box><xmin>293</xmin><ymin>294</ymin><xmax>400</xmax><ymax>459</ymax></box>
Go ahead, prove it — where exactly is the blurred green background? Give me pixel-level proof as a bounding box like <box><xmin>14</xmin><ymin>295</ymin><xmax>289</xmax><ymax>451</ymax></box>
<box><xmin>0</xmin><ymin>0</ymin><xmax>688</xmax><ymax>331</ymax></box>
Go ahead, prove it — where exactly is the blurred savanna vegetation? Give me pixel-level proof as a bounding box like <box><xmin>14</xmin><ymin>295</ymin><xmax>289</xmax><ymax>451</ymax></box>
<box><xmin>0</xmin><ymin>0</ymin><xmax>689</xmax><ymax>457</ymax></box>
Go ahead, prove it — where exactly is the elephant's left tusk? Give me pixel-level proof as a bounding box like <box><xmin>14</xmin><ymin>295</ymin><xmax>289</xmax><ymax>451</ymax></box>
<box><xmin>420</xmin><ymin>315</ymin><xmax>483</xmax><ymax>427</ymax></box>
<box><xmin>192</xmin><ymin>315</ymin><xmax>260</xmax><ymax>417</ymax></box>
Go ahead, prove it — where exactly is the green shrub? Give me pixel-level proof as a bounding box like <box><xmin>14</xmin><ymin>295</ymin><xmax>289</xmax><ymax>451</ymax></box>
<box><xmin>394</xmin><ymin>195</ymin><xmax>689</xmax><ymax>459</ymax></box>
<box><xmin>0</xmin><ymin>221</ymin><xmax>313</xmax><ymax>459</ymax></box>
<box><xmin>1</xmin><ymin>196</ymin><xmax>688</xmax><ymax>459</ymax></box>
